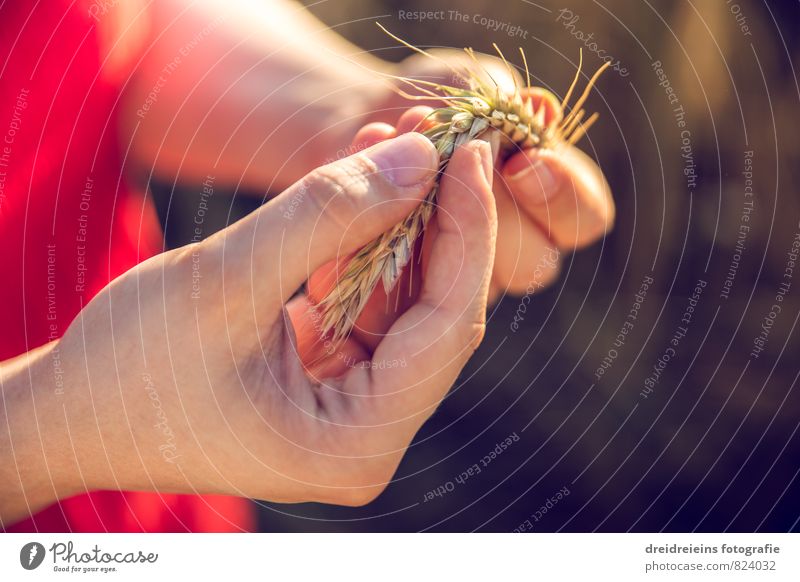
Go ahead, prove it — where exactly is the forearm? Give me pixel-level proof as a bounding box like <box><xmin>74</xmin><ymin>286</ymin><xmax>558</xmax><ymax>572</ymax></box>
<box><xmin>0</xmin><ymin>257</ymin><xmax>204</xmax><ymax>525</ymax></box>
<box><xmin>123</xmin><ymin>0</ymin><xmax>393</xmax><ymax>189</ymax></box>
<box><xmin>0</xmin><ymin>341</ymin><xmax>81</xmax><ymax>525</ymax></box>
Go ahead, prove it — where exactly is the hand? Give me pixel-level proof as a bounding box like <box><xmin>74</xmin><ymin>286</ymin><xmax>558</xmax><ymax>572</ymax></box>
<box><xmin>376</xmin><ymin>50</ymin><xmax>615</xmax><ymax>300</ymax></box>
<box><xmin>0</xmin><ymin>131</ymin><xmax>497</xmax><ymax>523</ymax></box>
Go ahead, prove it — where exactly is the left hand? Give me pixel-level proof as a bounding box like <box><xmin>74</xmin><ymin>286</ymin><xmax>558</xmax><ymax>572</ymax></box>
<box><xmin>374</xmin><ymin>51</ymin><xmax>616</xmax><ymax>301</ymax></box>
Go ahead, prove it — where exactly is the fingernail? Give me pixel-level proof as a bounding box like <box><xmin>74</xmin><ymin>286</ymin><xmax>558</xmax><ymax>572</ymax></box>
<box><xmin>476</xmin><ymin>129</ymin><xmax>502</xmax><ymax>164</ymax></box>
<box><xmin>507</xmin><ymin>157</ymin><xmax>559</xmax><ymax>203</ymax></box>
<box><xmin>367</xmin><ymin>133</ymin><xmax>438</xmax><ymax>187</ymax></box>
<box><xmin>475</xmin><ymin>140</ymin><xmax>494</xmax><ymax>188</ymax></box>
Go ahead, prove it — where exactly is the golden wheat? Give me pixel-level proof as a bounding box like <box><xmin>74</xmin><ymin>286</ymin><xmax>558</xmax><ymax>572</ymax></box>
<box><xmin>315</xmin><ymin>24</ymin><xmax>609</xmax><ymax>343</ymax></box>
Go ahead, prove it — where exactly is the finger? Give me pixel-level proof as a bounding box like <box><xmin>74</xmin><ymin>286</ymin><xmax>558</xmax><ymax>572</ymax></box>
<box><xmin>492</xmin><ymin>183</ymin><xmax>561</xmax><ymax>295</ymax></box>
<box><xmin>351</xmin><ymin>116</ymin><xmax>496</xmax><ymax>340</ymax></box>
<box><xmin>343</xmin><ymin>106</ymin><xmax>435</xmax><ymax>348</ymax></box>
<box><xmin>306</xmin><ymin>109</ymin><xmax>435</xmax><ymax>352</ymax></box>
<box><xmin>285</xmin><ymin>295</ymin><xmax>369</xmax><ymax>380</ymax></box>
<box><xmin>306</xmin><ymin>252</ymin><xmax>421</xmax><ymax>354</ymax></box>
<box><xmin>501</xmin><ymin>145</ymin><xmax>614</xmax><ymax>250</ymax></box>
<box><xmin>519</xmin><ymin>87</ymin><xmax>564</xmax><ymax>128</ymax></box>
<box><xmin>397</xmin><ymin>98</ymin><xmax>563</xmax><ymax>291</ymax></box>
<box><xmin>395</xmin><ymin>106</ymin><xmax>435</xmax><ymax>135</ymax></box>
<box><xmin>354</xmin><ymin>108</ymin><xmax>435</xmax><ymax>148</ymax></box>
<box><xmin>306</xmin><ymin>116</ymin><xmax>425</xmax><ymax>353</ymax></box>
<box><xmin>352</xmin><ymin>122</ymin><xmax>396</xmax><ymax>149</ymax></box>
<box><xmin>227</xmin><ymin>133</ymin><xmax>439</xmax><ymax>311</ymax></box>
<box><xmin>358</xmin><ymin>140</ymin><xmax>497</xmax><ymax>439</ymax></box>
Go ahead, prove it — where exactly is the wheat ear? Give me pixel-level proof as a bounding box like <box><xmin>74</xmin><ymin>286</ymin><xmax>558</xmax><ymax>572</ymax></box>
<box><xmin>315</xmin><ymin>26</ymin><xmax>609</xmax><ymax>343</ymax></box>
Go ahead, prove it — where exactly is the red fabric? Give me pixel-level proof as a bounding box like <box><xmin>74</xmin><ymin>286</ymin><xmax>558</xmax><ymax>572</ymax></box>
<box><xmin>1</xmin><ymin>1</ymin><xmax>253</xmax><ymax>532</ymax></box>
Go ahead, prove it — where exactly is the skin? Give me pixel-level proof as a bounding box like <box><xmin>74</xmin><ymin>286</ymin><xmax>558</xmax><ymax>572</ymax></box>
<box><xmin>0</xmin><ymin>0</ymin><xmax>615</xmax><ymax>525</ymax></box>
<box><xmin>0</xmin><ymin>132</ymin><xmax>495</xmax><ymax>524</ymax></box>
<box><xmin>123</xmin><ymin>0</ymin><xmax>614</xmax><ymax>291</ymax></box>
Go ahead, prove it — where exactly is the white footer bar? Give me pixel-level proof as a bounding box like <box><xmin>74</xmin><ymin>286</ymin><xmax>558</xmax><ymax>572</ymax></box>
<box><xmin>2</xmin><ymin>533</ymin><xmax>798</xmax><ymax>580</ymax></box>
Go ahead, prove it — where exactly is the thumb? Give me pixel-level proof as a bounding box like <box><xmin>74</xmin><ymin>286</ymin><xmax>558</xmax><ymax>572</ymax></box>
<box><xmin>232</xmin><ymin>133</ymin><xmax>439</xmax><ymax>311</ymax></box>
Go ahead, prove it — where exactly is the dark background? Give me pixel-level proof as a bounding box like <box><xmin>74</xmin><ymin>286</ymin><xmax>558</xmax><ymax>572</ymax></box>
<box><xmin>151</xmin><ymin>0</ymin><xmax>800</xmax><ymax>532</ymax></box>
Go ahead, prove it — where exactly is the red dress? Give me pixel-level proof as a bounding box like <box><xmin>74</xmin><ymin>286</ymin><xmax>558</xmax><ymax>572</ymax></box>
<box><xmin>1</xmin><ymin>1</ymin><xmax>254</xmax><ymax>532</ymax></box>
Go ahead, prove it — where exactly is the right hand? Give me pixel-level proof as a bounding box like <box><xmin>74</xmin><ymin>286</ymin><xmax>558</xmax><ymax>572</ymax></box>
<box><xmin>5</xmin><ymin>131</ymin><xmax>497</xmax><ymax>522</ymax></box>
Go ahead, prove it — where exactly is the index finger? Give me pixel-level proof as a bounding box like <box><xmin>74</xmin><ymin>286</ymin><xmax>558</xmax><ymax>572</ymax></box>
<box><xmin>361</xmin><ymin>139</ymin><xmax>497</xmax><ymax>441</ymax></box>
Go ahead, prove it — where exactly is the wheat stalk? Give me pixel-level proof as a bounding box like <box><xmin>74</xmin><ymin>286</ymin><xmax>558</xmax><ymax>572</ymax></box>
<box><xmin>315</xmin><ymin>25</ymin><xmax>609</xmax><ymax>343</ymax></box>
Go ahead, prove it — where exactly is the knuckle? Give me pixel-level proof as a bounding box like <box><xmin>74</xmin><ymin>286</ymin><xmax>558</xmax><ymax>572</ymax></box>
<box><xmin>306</xmin><ymin>158</ymin><xmax>377</xmax><ymax>227</ymax></box>
<box><xmin>312</xmin><ymin>156</ymin><xmax>377</xmax><ymax>199</ymax></box>
<box><xmin>463</xmin><ymin>319</ymin><xmax>486</xmax><ymax>352</ymax></box>
<box><xmin>468</xmin><ymin>321</ymin><xmax>487</xmax><ymax>352</ymax></box>
<box><xmin>312</xmin><ymin>456</ymin><xmax>397</xmax><ymax>507</ymax></box>
<box><xmin>333</xmin><ymin>482</ymin><xmax>389</xmax><ymax>507</ymax></box>
<box><xmin>432</xmin><ymin>306</ymin><xmax>487</xmax><ymax>355</ymax></box>
<box><xmin>308</xmin><ymin>429</ymin><xmax>401</xmax><ymax>507</ymax></box>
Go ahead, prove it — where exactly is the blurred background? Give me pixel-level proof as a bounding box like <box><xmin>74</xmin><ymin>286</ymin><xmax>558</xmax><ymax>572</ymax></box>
<box><xmin>152</xmin><ymin>0</ymin><xmax>800</xmax><ymax>531</ymax></box>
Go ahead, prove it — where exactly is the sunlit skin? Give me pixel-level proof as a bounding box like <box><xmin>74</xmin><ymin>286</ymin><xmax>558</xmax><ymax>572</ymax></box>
<box><xmin>0</xmin><ymin>0</ymin><xmax>614</xmax><ymax>525</ymax></box>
